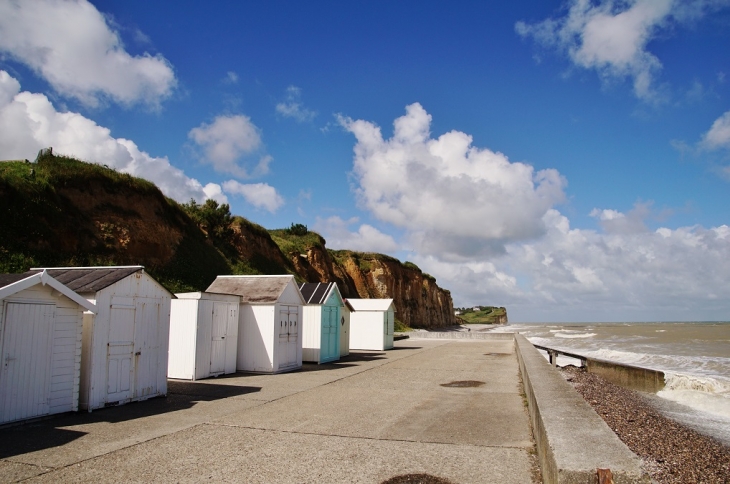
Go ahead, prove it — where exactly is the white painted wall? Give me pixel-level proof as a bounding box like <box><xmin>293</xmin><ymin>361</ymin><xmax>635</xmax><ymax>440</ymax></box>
<box><xmin>168</xmin><ymin>292</ymin><xmax>239</xmax><ymax>380</ymax></box>
<box><xmin>0</xmin><ymin>284</ymin><xmax>84</xmax><ymax>424</ymax></box>
<box><xmin>79</xmin><ymin>272</ymin><xmax>171</xmax><ymax>411</ymax></box>
<box><xmin>348</xmin><ymin>300</ymin><xmax>395</xmax><ymax>351</ymax></box>
<box><xmin>340</xmin><ymin>306</ymin><xmax>350</xmax><ymax>357</ymax></box>
<box><xmin>301</xmin><ymin>304</ymin><xmax>322</xmax><ymax>363</ymax></box>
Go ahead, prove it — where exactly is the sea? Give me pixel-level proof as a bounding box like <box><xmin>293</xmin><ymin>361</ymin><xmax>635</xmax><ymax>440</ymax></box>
<box><xmin>491</xmin><ymin>321</ymin><xmax>730</xmax><ymax>446</ymax></box>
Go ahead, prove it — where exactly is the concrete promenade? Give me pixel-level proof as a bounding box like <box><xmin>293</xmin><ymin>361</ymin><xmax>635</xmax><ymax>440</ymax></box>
<box><xmin>0</xmin><ymin>338</ymin><xmax>538</xmax><ymax>483</ymax></box>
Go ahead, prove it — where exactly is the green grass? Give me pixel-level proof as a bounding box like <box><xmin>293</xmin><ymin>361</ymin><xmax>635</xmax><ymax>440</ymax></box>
<box><xmin>394</xmin><ymin>318</ymin><xmax>411</xmax><ymax>332</ymax></box>
<box><xmin>268</xmin><ymin>228</ymin><xmax>325</xmax><ymax>256</ymax></box>
<box><xmin>458</xmin><ymin>306</ymin><xmax>507</xmax><ymax>324</ymax></box>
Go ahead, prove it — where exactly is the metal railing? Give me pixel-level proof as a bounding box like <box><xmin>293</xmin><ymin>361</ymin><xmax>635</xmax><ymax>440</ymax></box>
<box><xmin>532</xmin><ymin>344</ymin><xmax>586</xmax><ymax>367</ymax></box>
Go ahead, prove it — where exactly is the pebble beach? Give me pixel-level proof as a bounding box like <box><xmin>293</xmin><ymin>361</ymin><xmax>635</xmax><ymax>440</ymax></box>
<box><xmin>561</xmin><ymin>366</ymin><xmax>730</xmax><ymax>484</ymax></box>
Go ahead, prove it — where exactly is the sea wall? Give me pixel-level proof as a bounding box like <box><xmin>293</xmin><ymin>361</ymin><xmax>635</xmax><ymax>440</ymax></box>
<box><xmin>586</xmin><ymin>359</ymin><xmax>665</xmax><ymax>393</ymax></box>
<box><xmin>515</xmin><ymin>334</ymin><xmax>649</xmax><ymax>484</ymax></box>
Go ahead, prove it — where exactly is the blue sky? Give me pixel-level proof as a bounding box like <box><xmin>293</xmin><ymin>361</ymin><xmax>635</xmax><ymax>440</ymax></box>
<box><xmin>1</xmin><ymin>0</ymin><xmax>729</xmax><ymax>322</ymax></box>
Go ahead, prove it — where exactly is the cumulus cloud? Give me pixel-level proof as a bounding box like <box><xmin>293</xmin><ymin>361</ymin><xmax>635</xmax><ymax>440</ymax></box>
<box><xmin>339</xmin><ymin>103</ymin><xmax>566</xmax><ymax>260</ymax></box>
<box><xmin>222</xmin><ymin>180</ymin><xmax>284</xmax><ymax>213</ymax></box>
<box><xmin>589</xmin><ymin>201</ymin><xmax>652</xmax><ymax>234</ymax></box>
<box><xmin>515</xmin><ymin>0</ymin><xmax>727</xmax><ymax>102</ymax></box>
<box><xmin>701</xmin><ymin>110</ymin><xmax>730</xmax><ymax>150</ymax></box>
<box><xmin>415</xmin><ymin>208</ymin><xmax>730</xmax><ymax>322</ymax></box>
<box><xmin>188</xmin><ymin>115</ymin><xmax>271</xmax><ymax>178</ymax></box>
<box><xmin>0</xmin><ymin>0</ymin><xmax>176</xmax><ymax>108</ymax></box>
<box><xmin>276</xmin><ymin>86</ymin><xmax>317</xmax><ymax>122</ymax></box>
<box><xmin>313</xmin><ymin>216</ymin><xmax>399</xmax><ymax>253</ymax></box>
<box><xmin>0</xmin><ymin>70</ymin><xmax>218</xmax><ymax>203</ymax></box>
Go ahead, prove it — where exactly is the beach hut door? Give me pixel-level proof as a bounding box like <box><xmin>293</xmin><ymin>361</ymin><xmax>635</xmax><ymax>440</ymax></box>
<box><xmin>134</xmin><ymin>299</ymin><xmax>162</xmax><ymax>399</ymax></box>
<box><xmin>209</xmin><ymin>303</ymin><xmax>228</xmax><ymax>375</ymax></box>
<box><xmin>322</xmin><ymin>306</ymin><xmax>338</xmax><ymax>361</ymax></box>
<box><xmin>107</xmin><ymin>300</ymin><xmax>136</xmax><ymax>404</ymax></box>
<box><xmin>287</xmin><ymin>307</ymin><xmax>299</xmax><ymax>366</ymax></box>
<box><xmin>0</xmin><ymin>303</ymin><xmax>54</xmax><ymax>423</ymax></box>
<box><xmin>277</xmin><ymin>306</ymin><xmax>298</xmax><ymax>369</ymax></box>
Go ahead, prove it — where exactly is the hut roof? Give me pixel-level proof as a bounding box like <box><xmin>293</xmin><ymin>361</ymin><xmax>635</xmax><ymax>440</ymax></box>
<box><xmin>207</xmin><ymin>275</ymin><xmax>299</xmax><ymax>304</ymax></box>
<box><xmin>29</xmin><ymin>266</ymin><xmax>152</xmax><ymax>294</ymax></box>
<box><xmin>0</xmin><ymin>270</ymin><xmax>97</xmax><ymax>312</ymax></box>
<box><xmin>298</xmin><ymin>282</ymin><xmax>335</xmax><ymax>304</ymax></box>
<box><xmin>346</xmin><ymin>298</ymin><xmax>394</xmax><ymax>312</ymax></box>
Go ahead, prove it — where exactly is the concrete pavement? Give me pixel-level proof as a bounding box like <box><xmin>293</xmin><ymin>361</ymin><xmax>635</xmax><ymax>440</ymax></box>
<box><xmin>0</xmin><ymin>338</ymin><xmax>538</xmax><ymax>483</ymax></box>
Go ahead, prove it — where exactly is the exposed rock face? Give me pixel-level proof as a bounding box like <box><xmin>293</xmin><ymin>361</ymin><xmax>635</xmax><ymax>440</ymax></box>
<box><xmin>1</xmin><ymin>155</ymin><xmax>458</xmax><ymax>328</ymax></box>
<box><xmin>288</xmin><ymin>246</ymin><xmax>456</xmax><ymax>329</ymax></box>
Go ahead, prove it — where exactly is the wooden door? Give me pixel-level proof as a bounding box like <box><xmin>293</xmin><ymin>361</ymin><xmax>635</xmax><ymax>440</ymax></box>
<box><xmin>134</xmin><ymin>299</ymin><xmax>161</xmax><ymax>399</ymax></box>
<box><xmin>277</xmin><ymin>307</ymin><xmax>290</xmax><ymax>369</ymax></box>
<box><xmin>286</xmin><ymin>307</ymin><xmax>299</xmax><ymax>367</ymax></box>
<box><xmin>321</xmin><ymin>306</ymin><xmax>338</xmax><ymax>362</ymax></box>
<box><xmin>209</xmin><ymin>302</ymin><xmax>228</xmax><ymax>375</ymax></box>
<box><xmin>107</xmin><ymin>301</ymin><xmax>135</xmax><ymax>404</ymax></box>
<box><xmin>0</xmin><ymin>303</ymin><xmax>54</xmax><ymax>423</ymax></box>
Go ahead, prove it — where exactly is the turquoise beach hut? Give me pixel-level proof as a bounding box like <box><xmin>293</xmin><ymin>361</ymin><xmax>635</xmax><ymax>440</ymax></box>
<box><xmin>299</xmin><ymin>282</ymin><xmax>347</xmax><ymax>364</ymax></box>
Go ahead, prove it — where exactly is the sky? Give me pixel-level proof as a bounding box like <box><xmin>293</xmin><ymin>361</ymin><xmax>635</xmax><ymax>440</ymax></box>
<box><xmin>1</xmin><ymin>0</ymin><xmax>729</xmax><ymax>322</ymax></box>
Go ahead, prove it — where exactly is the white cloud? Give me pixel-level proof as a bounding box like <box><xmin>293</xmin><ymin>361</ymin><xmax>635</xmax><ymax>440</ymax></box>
<box><xmin>339</xmin><ymin>103</ymin><xmax>566</xmax><ymax>260</ymax></box>
<box><xmin>589</xmin><ymin>201</ymin><xmax>651</xmax><ymax>234</ymax></box>
<box><xmin>0</xmin><ymin>0</ymin><xmax>176</xmax><ymax>108</ymax></box>
<box><xmin>313</xmin><ymin>216</ymin><xmax>399</xmax><ymax>253</ymax></box>
<box><xmin>222</xmin><ymin>180</ymin><xmax>284</xmax><ymax>213</ymax></box>
<box><xmin>515</xmin><ymin>0</ymin><xmax>727</xmax><ymax>102</ymax></box>
<box><xmin>276</xmin><ymin>85</ymin><xmax>316</xmax><ymax>122</ymax></box>
<box><xmin>339</xmin><ymin>102</ymin><xmax>730</xmax><ymax>321</ymax></box>
<box><xmin>416</xmin><ymin>208</ymin><xmax>730</xmax><ymax>322</ymax></box>
<box><xmin>0</xmin><ymin>70</ymin><xmax>218</xmax><ymax>203</ymax></box>
<box><xmin>188</xmin><ymin>115</ymin><xmax>270</xmax><ymax>178</ymax></box>
<box><xmin>202</xmin><ymin>183</ymin><xmax>229</xmax><ymax>205</ymax></box>
<box><xmin>701</xmin><ymin>110</ymin><xmax>730</xmax><ymax>150</ymax></box>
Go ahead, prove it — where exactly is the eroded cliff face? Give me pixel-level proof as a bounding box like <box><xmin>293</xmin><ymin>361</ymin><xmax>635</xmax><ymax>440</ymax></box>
<box><xmin>285</xmin><ymin>245</ymin><xmax>455</xmax><ymax>329</ymax></box>
<box><xmin>1</xmin><ymin>156</ymin><xmax>458</xmax><ymax>324</ymax></box>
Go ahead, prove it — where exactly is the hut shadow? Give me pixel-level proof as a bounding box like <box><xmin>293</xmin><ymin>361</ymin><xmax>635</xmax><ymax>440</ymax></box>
<box><xmin>0</xmin><ymin>382</ymin><xmax>262</xmax><ymax>458</ymax></box>
<box><xmin>97</xmin><ymin>381</ymin><xmax>261</xmax><ymax>424</ymax></box>
<box><xmin>0</xmin><ymin>424</ymin><xmax>86</xmax><ymax>459</ymax></box>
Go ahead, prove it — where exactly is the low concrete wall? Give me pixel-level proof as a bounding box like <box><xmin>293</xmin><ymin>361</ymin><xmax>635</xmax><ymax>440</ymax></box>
<box><xmin>407</xmin><ymin>331</ymin><xmax>515</xmax><ymax>340</ymax></box>
<box><xmin>586</xmin><ymin>359</ymin><xmax>665</xmax><ymax>393</ymax></box>
<box><xmin>515</xmin><ymin>334</ymin><xmax>649</xmax><ymax>484</ymax></box>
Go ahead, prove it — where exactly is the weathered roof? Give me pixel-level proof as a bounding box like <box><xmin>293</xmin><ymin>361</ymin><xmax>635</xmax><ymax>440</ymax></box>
<box><xmin>299</xmin><ymin>282</ymin><xmax>334</xmax><ymax>304</ymax></box>
<box><xmin>0</xmin><ymin>270</ymin><xmax>97</xmax><ymax>312</ymax></box>
<box><xmin>29</xmin><ymin>266</ymin><xmax>144</xmax><ymax>293</ymax></box>
<box><xmin>207</xmin><ymin>275</ymin><xmax>299</xmax><ymax>304</ymax></box>
<box><xmin>346</xmin><ymin>298</ymin><xmax>394</xmax><ymax>312</ymax></box>
<box><xmin>0</xmin><ymin>272</ymin><xmax>34</xmax><ymax>289</ymax></box>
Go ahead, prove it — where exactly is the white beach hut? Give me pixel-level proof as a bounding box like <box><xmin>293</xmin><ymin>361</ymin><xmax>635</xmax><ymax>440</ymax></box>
<box><xmin>347</xmin><ymin>298</ymin><xmax>395</xmax><ymax>351</ymax></box>
<box><xmin>206</xmin><ymin>275</ymin><xmax>304</xmax><ymax>374</ymax></box>
<box><xmin>31</xmin><ymin>266</ymin><xmax>172</xmax><ymax>411</ymax></box>
<box><xmin>0</xmin><ymin>271</ymin><xmax>96</xmax><ymax>424</ymax></box>
<box><xmin>168</xmin><ymin>292</ymin><xmax>240</xmax><ymax>380</ymax></box>
<box><xmin>298</xmin><ymin>282</ymin><xmax>350</xmax><ymax>364</ymax></box>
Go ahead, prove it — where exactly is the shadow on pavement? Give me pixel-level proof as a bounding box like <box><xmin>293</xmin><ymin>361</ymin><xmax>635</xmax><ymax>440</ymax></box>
<box><xmin>0</xmin><ymin>382</ymin><xmax>261</xmax><ymax>459</ymax></box>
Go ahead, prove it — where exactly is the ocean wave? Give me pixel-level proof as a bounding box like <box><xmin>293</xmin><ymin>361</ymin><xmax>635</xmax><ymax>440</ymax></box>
<box><xmin>554</xmin><ymin>332</ymin><xmax>597</xmax><ymax>339</ymax></box>
<box><xmin>659</xmin><ymin>372</ymin><xmax>730</xmax><ymax>420</ymax></box>
<box><xmin>663</xmin><ymin>372</ymin><xmax>730</xmax><ymax>394</ymax></box>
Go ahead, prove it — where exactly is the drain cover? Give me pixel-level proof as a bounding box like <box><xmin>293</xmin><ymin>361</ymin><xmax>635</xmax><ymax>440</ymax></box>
<box><xmin>484</xmin><ymin>352</ymin><xmax>507</xmax><ymax>356</ymax></box>
<box><xmin>440</xmin><ymin>380</ymin><xmax>485</xmax><ymax>388</ymax></box>
<box><xmin>381</xmin><ymin>474</ymin><xmax>454</xmax><ymax>484</ymax></box>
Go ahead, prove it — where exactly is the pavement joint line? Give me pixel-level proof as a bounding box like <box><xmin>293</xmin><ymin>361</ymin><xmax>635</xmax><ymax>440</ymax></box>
<box><xmin>202</xmin><ymin>422</ymin><xmax>534</xmax><ymax>451</ymax></box>
<box><xmin>3</xmin><ymin>341</ymin><xmax>527</xmax><ymax>482</ymax></box>
<box><xmin>8</xmin><ymin>426</ymin><xmax>203</xmax><ymax>483</ymax></box>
